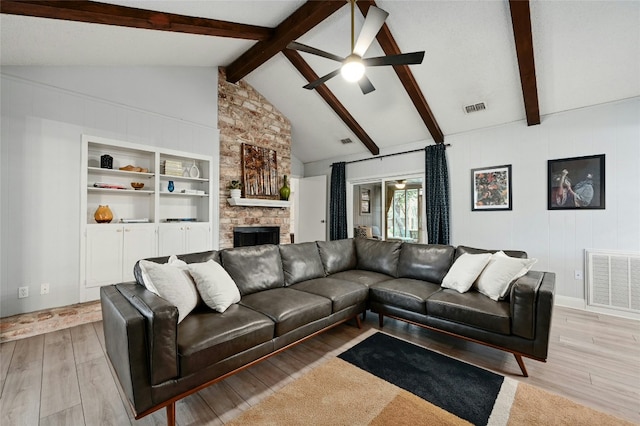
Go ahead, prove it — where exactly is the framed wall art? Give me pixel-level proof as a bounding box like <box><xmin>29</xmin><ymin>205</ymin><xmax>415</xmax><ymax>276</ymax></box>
<box><xmin>241</xmin><ymin>143</ymin><xmax>279</xmax><ymax>199</ymax></box>
<box><xmin>548</xmin><ymin>154</ymin><xmax>605</xmax><ymax>210</ymax></box>
<box><xmin>471</xmin><ymin>165</ymin><xmax>512</xmax><ymax>211</ymax></box>
<box><xmin>360</xmin><ymin>189</ymin><xmax>371</xmax><ymax>214</ymax></box>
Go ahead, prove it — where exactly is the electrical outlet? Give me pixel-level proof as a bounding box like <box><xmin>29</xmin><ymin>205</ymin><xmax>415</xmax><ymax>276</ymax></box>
<box><xmin>18</xmin><ymin>286</ymin><xmax>29</xmax><ymax>298</ymax></box>
<box><xmin>41</xmin><ymin>283</ymin><xmax>50</xmax><ymax>295</ymax></box>
<box><xmin>574</xmin><ymin>270</ymin><xmax>583</xmax><ymax>280</ymax></box>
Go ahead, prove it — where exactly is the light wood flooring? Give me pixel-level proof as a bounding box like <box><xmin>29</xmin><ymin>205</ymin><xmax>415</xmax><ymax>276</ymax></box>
<box><xmin>1</xmin><ymin>305</ymin><xmax>638</xmax><ymax>425</ymax></box>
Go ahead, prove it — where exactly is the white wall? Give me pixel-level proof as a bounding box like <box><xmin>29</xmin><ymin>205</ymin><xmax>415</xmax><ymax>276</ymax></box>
<box><xmin>1</xmin><ymin>67</ymin><xmax>220</xmax><ymax>317</ymax></box>
<box><xmin>304</xmin><ymin>98</ymin><xmax>640</xmax><ymax>304</ymax></box>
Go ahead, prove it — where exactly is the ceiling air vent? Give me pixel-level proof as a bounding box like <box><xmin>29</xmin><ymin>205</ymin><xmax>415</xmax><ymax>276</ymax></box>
<box><xmin>463</xmin><ymin>102</ymin><xmax>487</xmax><ymax>114</ymax></box>
<box><xmin>340</xmin><ymin>138</ymin><xmax>354</xmax><ymax>144</ymax></box>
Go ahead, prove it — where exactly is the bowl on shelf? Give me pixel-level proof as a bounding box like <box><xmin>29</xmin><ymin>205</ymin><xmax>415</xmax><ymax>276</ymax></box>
<box><xmin>131</xmin><ymin>182</ymin><xmax>145</xmax><ymax>190</ymax></box>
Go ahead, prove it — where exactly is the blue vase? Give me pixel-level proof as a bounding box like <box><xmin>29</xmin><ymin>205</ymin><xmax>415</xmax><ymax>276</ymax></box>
<box><xmin>168</xmin><ymin>180</ymin><xmax>175</xmax><ymax>192</ymax></box>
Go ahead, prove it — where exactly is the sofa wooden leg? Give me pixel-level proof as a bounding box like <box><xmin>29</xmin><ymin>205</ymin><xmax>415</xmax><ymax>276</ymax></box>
<box><xmin>166</xmin><ymin>402</ymin><xmax>176</xmax><ymax>426</ymax></box>
<box><xmin>378</xmin><ymin>313</ymin><xmax>384</xmax><ymax>328</ymax></box>
<box><xmin>355</xmin><ymin>314</ymin><xmax>362</xmax><ymax>329</ymax></box>
<box><xmin>361</xmin><ymin>311</ymin><xmax>367</xmax><ymax>321</ymax></box>
<box><xmin>514</xmin><ymin>354</ymin><xmax>528</xmax><ymax>377</ymax></box>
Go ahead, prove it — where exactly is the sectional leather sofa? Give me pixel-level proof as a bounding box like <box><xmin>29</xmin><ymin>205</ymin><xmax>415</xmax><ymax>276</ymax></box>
<box><xmin>100</xmin><ymin>238</ymin><xmax>555</xmax><ymax>425</ymax></box>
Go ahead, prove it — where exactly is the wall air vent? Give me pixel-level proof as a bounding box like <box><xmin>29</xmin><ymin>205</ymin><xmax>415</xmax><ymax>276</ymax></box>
<box><xmin>463</xmin><ymin>102</ymin><xmax>487</xmax><ymax>114</ymax></box>
<box><xmin>586</xmin><ymin>249</ymin><xmax>640</xmax><ymax>319</ymax></box>
<box><xmin>340</xmin><ymin>138</ymin><xmax>354</xmax><ymax>144</ymax></box>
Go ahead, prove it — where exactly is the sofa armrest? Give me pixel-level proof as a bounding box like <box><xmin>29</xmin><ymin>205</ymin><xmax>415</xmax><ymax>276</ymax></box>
<box><xmin>510</xmin><ymin>271</ymin><xmax>555</xmax><ymax>342</ymax></box>
<box><xmin>114</xmin><ymin>283</ymin><xmax>179</xmax><ymax>386</ymax></box>
<box><xmin>100</xmin><ymin>285</ymin><xmax>153</xmax><ymax>414</ymax></box>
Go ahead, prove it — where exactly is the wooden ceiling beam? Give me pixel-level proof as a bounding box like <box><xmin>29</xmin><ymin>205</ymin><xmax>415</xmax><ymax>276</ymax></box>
<box><xmin>283</xmin><ymin>49</ymin><xmax>380</xmax><ymax>156</ymax></box>
<box><xmin>357</xmin><ymin>1</ymin><xmax>444</xmax><ymax>144</ymax></box>
<box><xmin>0</xmin><ymin>0</ymin><xmax>273</xmax><ymax>40</ymax></box>
<box><xmin>509</xmin><ymin>0</ymin><xmax>541</xmax><ymax>126</ymax></box>
<box><xmin>225</xmin><ymin>1</ymin><xmax>344</xmax><ymax>83</ymax></box>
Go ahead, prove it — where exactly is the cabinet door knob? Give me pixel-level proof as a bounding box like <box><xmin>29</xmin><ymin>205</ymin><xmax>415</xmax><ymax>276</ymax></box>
<box><xmin>125</xmin><ymin>228</ymin><xmax>131</xmax><ymax>232</ymax></box>
<box><xmin>116</xmin><ymin>229</ymin><xmax>123</xmax><ymax>232</ymax></box>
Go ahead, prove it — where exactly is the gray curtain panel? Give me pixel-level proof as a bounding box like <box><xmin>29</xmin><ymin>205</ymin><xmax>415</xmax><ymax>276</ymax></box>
<box><xmin>425</xmin><ymin>144</ymin><xmax>450</xmax><ymax>244</ymax></box>
<box><xmin>330</xmin><ymin>162</ymin><xmax>348</xmax><ymax>240</ymax></box>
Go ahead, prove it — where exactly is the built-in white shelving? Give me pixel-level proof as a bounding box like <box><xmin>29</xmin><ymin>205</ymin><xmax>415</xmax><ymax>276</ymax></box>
<box><xmin>80</xmin><ymin>134</ymin><xmax>214</xmax><ymax>302</ymax></box>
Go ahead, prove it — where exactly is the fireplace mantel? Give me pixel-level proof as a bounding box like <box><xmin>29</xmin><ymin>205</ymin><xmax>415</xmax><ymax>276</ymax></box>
<box><xmin>227</xmin><ymin>198</ymin><xmax>290</xmax><ymax>208</ymax></box>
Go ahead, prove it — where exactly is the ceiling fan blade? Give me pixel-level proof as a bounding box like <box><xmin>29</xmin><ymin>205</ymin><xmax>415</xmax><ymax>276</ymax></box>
<box><xmin>363</xmin><ymin>51</ymin><xmax>425</xmax><ymax>67</ymax></box>
<box><xmin>287</xmin><ymin>41</ymin><xmax>344</xmax><ymax>63</ymax></box>
<box><xmin>353</xmin><ymin>6</ymin><xmax>389</xmax><ymax>57</ymax></box>
<box><xmin>303</xmin><ymin>68</ymin><xmax>341</xmax><ymax>90</ymax></box>
<box><xmin>358</xmin><ymin>75</ymin><xmax>376</xmax><ymax>95</ymax></box>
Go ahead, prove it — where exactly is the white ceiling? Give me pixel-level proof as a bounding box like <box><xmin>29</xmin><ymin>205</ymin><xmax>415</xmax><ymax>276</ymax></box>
<box><xmin>1</xmin><ymin>1</ymin><xmax>638</xmax><ymax>163</ymax></box>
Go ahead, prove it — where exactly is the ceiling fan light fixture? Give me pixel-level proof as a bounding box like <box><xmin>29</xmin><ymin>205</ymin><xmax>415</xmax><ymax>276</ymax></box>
<box><xmin>341</xmin><ymin>55</ymin><xmax>365</xmax><ymax>82</ymax></box>
<box><xmin>395</xmin><ymin>180</ymin><xmax>406</xmax><ymax>189</ymax></box>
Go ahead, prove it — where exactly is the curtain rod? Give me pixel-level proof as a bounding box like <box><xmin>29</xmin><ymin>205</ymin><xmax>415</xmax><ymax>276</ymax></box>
<box><xmin>331</xmin><ymin>143</ymin><xmax>451</xmax><ymax>166</ymax></box>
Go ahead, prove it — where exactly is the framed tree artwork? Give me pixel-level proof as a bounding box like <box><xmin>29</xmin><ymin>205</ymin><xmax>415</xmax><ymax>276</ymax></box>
<box><xmin>548</xmin><ymin>154</ymin><xmax>605</xmax><ymax>210</ymax></box>
<box><xmin>471</xmin><ymin>165</ymin><xmax>512</xmax><ymax>211</ymax></box>
<box><xmin>241</xmin><ymin>143</ymin><xmax>279</xmax><ymax>199</ymax></box>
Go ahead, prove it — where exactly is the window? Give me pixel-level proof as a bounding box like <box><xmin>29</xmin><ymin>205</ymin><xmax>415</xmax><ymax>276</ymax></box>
<box><xmin>385</xmin><ymin>181</ymin><xmax>422</xmax><ymax>242</ymax></box>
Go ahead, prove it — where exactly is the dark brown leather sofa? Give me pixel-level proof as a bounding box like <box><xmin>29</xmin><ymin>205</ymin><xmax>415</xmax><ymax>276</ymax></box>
<box><xmin>100</xmin><ymin>238</ymin><xmax>555</xmax><ymax>425</ymax></box>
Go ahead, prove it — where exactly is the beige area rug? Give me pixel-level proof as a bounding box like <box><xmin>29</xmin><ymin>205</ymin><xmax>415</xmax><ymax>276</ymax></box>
<box><xmin>229</xmin><ymin>332</ymin><xmax>633</xmax><ymax>426</ymax></box>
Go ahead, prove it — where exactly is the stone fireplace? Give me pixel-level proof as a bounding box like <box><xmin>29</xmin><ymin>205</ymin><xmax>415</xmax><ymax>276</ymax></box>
<box><xmin>218</xmin><ymin>68</ymin><xmax>291</xmax><ymax>248</ymax></box>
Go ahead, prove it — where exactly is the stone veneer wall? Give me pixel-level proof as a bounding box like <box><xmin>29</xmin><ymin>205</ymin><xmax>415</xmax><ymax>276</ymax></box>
<box><xmin>217</xmin><ymin>68</ymin><xmax>291</xmax><ymax>249</ymax></box>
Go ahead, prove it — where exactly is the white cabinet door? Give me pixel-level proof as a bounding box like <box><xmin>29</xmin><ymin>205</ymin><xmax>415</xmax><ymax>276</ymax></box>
<box><xmin>158</xmin><ymin>224</ymin><xmax>187</xmax><ymax>256</ymax></box>
<box><xmin>296</xmin><ymin>175</ymin><xmax>327</xmax><ymax>242</ymax></box>
<box><xmin>185</xmin><ymin>223</ymin><xmax>211</xmax><ymax>253</ymax></box>
<box><xmin>122</xmin><ymin>225</ymin><xmax>157</xmax><ymax>282</ymax></box>
<box><xmin>86</xmin><ymin>226</ymin><xmax>124</xmax><ymax>288</ymax></box>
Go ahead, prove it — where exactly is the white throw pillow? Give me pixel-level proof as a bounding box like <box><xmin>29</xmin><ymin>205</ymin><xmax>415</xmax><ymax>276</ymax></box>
<box><xmin>138</xmin><ymin>259</ymin><xmax>199</xmax><ymax>323</ymax></box>
<box><xmin>475</xmin><ymin>251</ymin><xmax>538</xmax><ymax>301</ymax></box>
<box><xmin>189</xmin><ymin>260</ymin><xmax>240</xmax><ymax>313</ymax></box>
<box><xmin>441</xmin><ymin>253</ymin><xmax>493</xmax><ymax>293</ymax></box>
<box><xmin>188</xmin><ymin>260</ymin><xmax>241</xmax><ymax>313</ymax></box>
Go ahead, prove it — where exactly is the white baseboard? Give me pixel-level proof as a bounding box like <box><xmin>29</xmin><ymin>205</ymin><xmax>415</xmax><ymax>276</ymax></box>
<box><xmin>554</xmin><ymin>295</ymin><xmax>640</xmax><ymax>321</ymax></box>
<box><xmin>554</xmin><ymin>295</ymin><xmax>586</xmax><ymax>310</ymax></box>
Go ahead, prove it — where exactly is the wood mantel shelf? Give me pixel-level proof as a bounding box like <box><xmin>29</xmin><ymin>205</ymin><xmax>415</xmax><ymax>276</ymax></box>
<box><xmin>227</xmin><ymin>198</ymin><xmax>290</xmax><ymax>208</ymax></box>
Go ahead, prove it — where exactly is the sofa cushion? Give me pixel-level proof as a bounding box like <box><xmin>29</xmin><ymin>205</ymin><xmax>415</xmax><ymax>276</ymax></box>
<box><xmin>177</xmin><ymin>304</ymin><xmax>274</xmax><ymax>376</ymax></box>
<box><xmin>239</xmin><ymin>288</ymin><xmax>332</xmax><ymax>336</ymax></box>
<box><xmin>290</xmin><ymin>278</ymin><xmax>368</xmax><ymax>313</ymax></box>
<box><xmin>455</xmin><ymin>245</ymin><xmax>527</xmax><ymax>260</ymax></box>
<box><xmin>220</xmin><ymin>245</ymin><xmax>284</xmax><ymax>296</ymax></box>
<box><xmin>329</xmin><ymin>269</ymin><xmax>392</xmax><ymax>287</ymax></box>
<box><xmin>397</xmin><ymin>243</ymin><xmax>455</xmax><ymax>284</ymax></box>
<box><xmin>317</xmin><ymin>239</ymin><xmax>357</xmax><ymax>275</ymax></box>
<box><xmin>370</xmin><ymin>278</ymin><xmax>442</xmax><ymax>314</ymax></box>
<box><xmin>426</xmin><ymin>289</ymin><xmax>511</xmax><ymax>335</ymax></box>
<box><xmin>355</xmin><ymin>238</ymin><xmax>402</xmax><ymax>277</ymax></box>
<box><xmin>187</xmin><ymin>260</ymin><xmax>241</xmax><ymax>312</ymax></box>
<box><xmin>441</xmin><ymin>253</ymin><xmax>492</xmax><ymax>293</ymax></box>
<box><xmin>134</xmin><ymin>250</ymin><xmax>220</xmax><ymax>286</ymax></box>
<box><xmin>279</xmin><ymin>242</ymin><xmax>325</xmax><ymax>286</ymax></box>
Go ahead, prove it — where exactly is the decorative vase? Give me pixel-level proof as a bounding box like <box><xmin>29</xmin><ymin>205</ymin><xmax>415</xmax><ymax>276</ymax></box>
<box><xmin>279</xmin><ymin>175</ymin><xmax>290</xmax><ymax>201</ymax></box>
<box><xmin>94</xmin><ymin>205</ymin><xmax>113</xmax><ymax>223</ymax></box>
<box><xmin>168</xmin><ymin>180</ymin><xmax>175</xmax><ymax>192</ymax></box>
<box><xmin>100</xmin><ymin>154</ymin><xmax>113</xmax><ymax>169</ymax></box>
<box><xmin>230</xmin><ymin>189</ymin><xmax>241</xmax><ymax>199</ymax></box>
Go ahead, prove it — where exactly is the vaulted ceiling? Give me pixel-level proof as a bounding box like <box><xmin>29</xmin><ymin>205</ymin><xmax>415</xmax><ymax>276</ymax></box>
<box><xmin>1</xmin><ymin>1</ymin><xmax>638</xmax><ymax>163</ymax></box>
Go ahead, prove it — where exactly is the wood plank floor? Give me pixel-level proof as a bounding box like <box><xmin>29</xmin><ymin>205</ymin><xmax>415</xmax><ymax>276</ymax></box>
<box><xmin>1</xmin><ymin>305</ymin><xmax>638</xmax><ymax>425</ymax></box>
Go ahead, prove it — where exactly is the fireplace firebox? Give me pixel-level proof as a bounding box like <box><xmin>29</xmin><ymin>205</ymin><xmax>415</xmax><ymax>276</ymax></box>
<box><xmin>233</xmin><ymin>226</ymin><xmax>280</xmax><ymax>248</ymax></box>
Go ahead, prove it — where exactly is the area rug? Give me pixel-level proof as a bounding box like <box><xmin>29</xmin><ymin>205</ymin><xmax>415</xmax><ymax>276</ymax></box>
<box><xmin>228</xmin><ymin>331</ymin><xmax>633</xmax><ymax>426</ymax></box>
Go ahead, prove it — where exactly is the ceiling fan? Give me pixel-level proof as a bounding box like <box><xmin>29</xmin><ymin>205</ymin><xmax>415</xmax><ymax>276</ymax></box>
<box><xmin>287</xmin><ymin>0</ymin><xmax>425</xmax><ymax>95</ymax></box>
